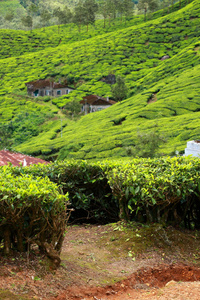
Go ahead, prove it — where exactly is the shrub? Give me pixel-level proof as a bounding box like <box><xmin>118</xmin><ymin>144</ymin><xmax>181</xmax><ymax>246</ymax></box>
<box><xmin>12</xmin><ymin>160</ymin><xmax>119</xmax><ymax>224</ymax></box>
<box><xmin>10</xmin><ymin>156</ymin><xmax>200</xmax><ymax>230</ymax></box>
<box><xmin>0</xmin><ymin>166</ymin><xmax>70</xmax><ymax>268</ymax></box>
<box><xmin>106</xmin><ymin>156</ymin><xmax>200</xmax><ymax>227</ymax></box>
<box><xmin>127</xmin><ymin>128</ymin><xmax>167</xmax><ymax>158</ymax></box>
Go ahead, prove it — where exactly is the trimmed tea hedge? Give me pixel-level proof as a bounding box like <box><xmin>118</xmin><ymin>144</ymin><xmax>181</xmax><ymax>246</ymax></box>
<box><xmin>10</xmin><ymin>156</ymin><xmax>200</xmax><ymax>229</ymax></box>
<box><xmin>0</xmin><ymin>166</ymin><xmax>70</xmax><ymax>267</ymax></box>
<box><xmin>13</xmin><ymin>160</ymin><xmax>119</xmax><ymax>223</ymax></box>
<box><xmin>105</xmin><ymin>156</ymin><xmax>200</xmax><ymax>228</ymax></box>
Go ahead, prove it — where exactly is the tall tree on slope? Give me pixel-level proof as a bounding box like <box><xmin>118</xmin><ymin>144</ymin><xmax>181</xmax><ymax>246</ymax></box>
<box><xmin>123</xmin><ymin>0</ymin><xmax>134</xmax><ymax>24</ymax></box>
<box><xmin>98</xmin><ymin>0</ymin><xmax>108</xmax><ymax>28</ymax></box>
<box><xmin>138</xmin><ymin>0</ymin><xmax>159</xmax><ymax>20</ymax></box>
<box><xmin>111</xmin><ymin>76</ymin><xmax>128</xmax><ymax>102</ymax></box>
<box><xmin>83</xmin><ymin>0</ymin><xmax>98</xmax><ymax>31</ymax></box>
<box><xmin>73</xmin><ymin>0</ymin><xmax>85</xmax><ymax>32</ymax></box>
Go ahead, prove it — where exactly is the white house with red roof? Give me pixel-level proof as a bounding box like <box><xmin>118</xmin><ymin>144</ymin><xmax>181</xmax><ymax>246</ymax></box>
<box><xmin>25</xmin><ymin>79</ymin><xmax>73</xmax><ymax>97</ymax></box>
<box><xmin>80</xmin><ymin>95</ymin><xmax>116</xmax><ymax>114</ymax></box>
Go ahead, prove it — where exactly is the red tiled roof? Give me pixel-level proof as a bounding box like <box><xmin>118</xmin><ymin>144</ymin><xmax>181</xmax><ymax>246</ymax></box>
<box><xmin>0</xmin><ymin>150</ymin><xmax>49</xmax><ymax>167</ymax></box>
<box><xmin>80</xmin><ymin>95</ymin><xmax>116</xmax><ymax>105</ymax></box>
<box><xmin>25</xmin><ymin>79</ymin><xmax>70</xmax><ymax>90</ymax></box>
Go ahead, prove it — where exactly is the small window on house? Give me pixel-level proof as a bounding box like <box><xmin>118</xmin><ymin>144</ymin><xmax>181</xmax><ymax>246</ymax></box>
<box><xmin>57</xmin><ymin>90</ymin><xmax>61</xmax><ymax>95</ymax></box>
<box><xmin>34</xmin><ymin>89</ymin><xmax>39</xmax><ymax>97</ymax></box>
<box><xmin>66</xmin><ymin>89</ymin><xmax>69</xmax><ymax>94</ymax></box>
<box><xmin>45</xmin><ymin>90</ymin><xmax>50</xmax><ymax>95</ymax></box>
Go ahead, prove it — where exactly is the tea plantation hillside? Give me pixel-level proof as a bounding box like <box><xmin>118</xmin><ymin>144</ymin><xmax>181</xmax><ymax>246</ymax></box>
<box><xmin>0</xmin><ymin>1</ymin><xmax>193</xmax><ymax>59</ymax></box>
<box><xmin>0</xmin><ymin>93</ymin><xmax>64</xmax><ymax>148</ymax></box>
<box><xmin>0</xmin><ymin>16</ymin><xmax>146</xmax><ymax>59</ymax></box>
<box><xmin>0</xmin><ymin>1</ymin><xmax>199</xmax><ymax>97</ymax></box>
<box><xmin>16</xmin><ymin>53</ymin><xmax>200</xmax><ymax>159</ymax></box>
<box><xmin>0</xmin><ymin>0</ymin><xmax>199</xmax><ymax>159</ymax></box>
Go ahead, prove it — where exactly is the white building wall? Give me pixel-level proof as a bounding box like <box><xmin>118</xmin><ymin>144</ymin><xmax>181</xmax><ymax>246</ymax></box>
<box><xmin>53</xmin><ymin>87</ymin><xmax>73</xmax><ymax>97</ymax></box>
<box><xmin>185</xmin><ymin>141</ymin><xmax>200</xmax><ymax>157</ymax></box>
<box><xmin>90</xmin><ymin>105</ymin><xmax>111</xmax><ymax>112</ymax></box>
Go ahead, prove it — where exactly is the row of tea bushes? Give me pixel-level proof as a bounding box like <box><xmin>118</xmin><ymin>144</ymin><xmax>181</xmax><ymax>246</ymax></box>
<box><xmin>11</xmin><ymin>156</ymin><xmax>200</xmax><ymax>229</ymax></box>
<box><xmin>2</xmin><ymin>156</ymin><xmax>199</xmax><ymax>260</ymax></box>
<box><xmin>0</xmin><ymin>1</ymin><xmax>199</xmax><ymax>98</ymax></box>
<box><xmin>0</xmin><ymin>0</ymin><xmax>192</xmax><ymax>59</ymax></box>
<box><xmin>13</xmin><ymin>160</ymin><xmax>119</xmax><ymax>223</ymax></box>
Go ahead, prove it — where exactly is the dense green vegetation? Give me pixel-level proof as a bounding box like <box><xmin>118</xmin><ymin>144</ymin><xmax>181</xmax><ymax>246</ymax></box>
<box><xmin>0</xmin><ymin>0</ymin><xmax>200</xmax><ymax>274</ymax></box>
<box><xmin>0</xmin><ymin>0</ymin><xmax>78</xmax><ymax>30</ymax></box>
<box><xmin>0</xmin><ymin>165</ymin><xmax>70</xmax><ymax>266</ymax></box>
<box><xmin>1</xmin><ymin>155</ymin><xmax>200</xmax><ymax>259</ymax></box>
<box><xmin>0</xmin><ymin>0</ymin><xmax>199</xmax><ymax>159</ymax></box>
<box><xmin>0</xmin><ymin>1</ymin><xmax>192</xmax><ymax>59</ymax></box>
<box><xmin>10</xmin><ymin>156</ymin><xmax>200</xmax><ymax>229</ymax></box>
<box><xmin>0</xmin><ymin>94</ymin><xmax>60</xmax><ymax>149</ymax></box>
<box><xmin>0</xmin><ymin>0</ymin><xmax>183</xmax><ymax>31</ymax></box>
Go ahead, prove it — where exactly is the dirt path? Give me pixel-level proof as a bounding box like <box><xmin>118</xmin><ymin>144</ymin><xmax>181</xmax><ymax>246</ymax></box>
<box><xmin>0</xmin><ymin>223</ymin><xmax>200</xmax><ymax>299</ymax></box>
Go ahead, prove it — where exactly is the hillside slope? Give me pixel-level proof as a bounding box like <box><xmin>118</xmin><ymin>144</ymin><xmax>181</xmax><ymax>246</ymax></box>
<box><xmin>0</xmin><ymin>1</ymin><xmax>199</xmax><ymax>96</ymax></box>
<box><xmin>16</xmin><ymin>51</ymin><xmax>200</xmax><ymax>158</ymax></box>
<box><xmin>0</xmin><ymin>16</ymin><xmax>145</xmax><ymax>59</ymax></box>
<box><xmin>0</xmin><ymin>0</ymin><xmax>199</xmax><ymax>159</ymax></box>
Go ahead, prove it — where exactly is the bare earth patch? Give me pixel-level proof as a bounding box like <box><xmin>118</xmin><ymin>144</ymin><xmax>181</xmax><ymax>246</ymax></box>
<box><xmin>0</xmin><ymin>222</ymin><xmax>200</xmax><ymax>299</ymax></box>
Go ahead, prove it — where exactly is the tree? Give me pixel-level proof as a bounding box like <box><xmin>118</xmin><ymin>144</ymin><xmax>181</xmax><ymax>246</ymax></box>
<box><xmin>83</xmin><ymin>0</ymin><xmax>98</xmax><ymax>31</ymax></box>
<box><xmin>107</xmin><ymin>0</ymin><xmax>115</xmax><ymax>26</ymax></box>
<box><xmin>19</xmin><ymin>0</ymin><xmax>29</xmax><ymax>9</ymax></box>
<box><xmin>111</xmin><ymin>76</ymin><xmax>128</xmax><ymax>101</ymax></box>
<box><xmin>123</xmin><ymin>0</ymin><xmax>134</xmax><ymax>23</ymax></box>
<box><xmin>63</xmin><ymin>6</ymin><xmax>73</xmax><ymax>24</ymax></box>
<box><xmin>98</xmin><ymin>0</ymin><xmax>108</xmax><ymax>28</ymax></box>
<box><xmin>73</xmin><ymin>1</ymin><xmax>85</xmax><ymax>32</ymax></box>
<box><xmin>112</xmin><ymin>0</ymin><xmax>120</xmax><ymax>19</ymax></box>
<box><xmin>4</xmin><ymin>10</ymin><xmax>15</xmax><ymax>22</ymax></box>
<box><xmin>21</xmin><ymin>2</ymin><xmax>39</xmax><ymax>31</ymax></box>
<box><xmin>126</xmin><ymin>128</ymin><xmax>166</xmax><ymax>158</ymax></box>
<box><xmin>27</xmin><ymin>3</ymin><xmax>39</xmax><ymax>17</ymax></box>
<box><xmin>4</xmin><ymin>10</ymin><xmax>15</xmax><ymax>28</ymax></box>
<box><xmin>53</xmin><ymin>7</ymin><xmax>71</xmax><ymax>33</ymax></box>
<box><xmin>53</xmin><ymin>6</ymin><xmax>72</xmax><ymax>26</ymax></box>
<box><xmin>138</xmin><ymin>0</ymin><xmax>159</xmax><ymax>20</ymax></box>
<box><xmin>21</xmin><ymin>15</ymin><xmax>33</xmax><ymax>30</ymax></box>
<box><xmin>161</xmin><ymin>0</ymin><xmax>171</xmax><ymax>14</ymax></box>
<box><xmin>116</xmin><ymin>0</ymin><xmax>125</xmax><ymax>22</ymax></box>
<box><xmin>40</xmin><ymin>9</ymin><xmax>51</xmax><ymax>30</ymax></box>
<box><xmin>19</xmin><ymin>0</ymin><xmax>39</xmax><ymax>9</ymax></box>
<box><xmin>63</xmin><ymin>100</ymin><xmax>82</xmax><ymax>119</ymax></box>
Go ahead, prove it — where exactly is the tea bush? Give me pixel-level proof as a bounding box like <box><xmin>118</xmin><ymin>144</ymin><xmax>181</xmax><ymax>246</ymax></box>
<box><xmin>0</xmin><ymin>166</ymin><xmax>70</xmax><ymax>267</ymax></box>
<box><xmin>13</xmin><ymin>160</ymin><xmax>119</xmax><ymax>223</ymax></box>
<box><xmin>10</xmin><ymin>156</ymin><xmax>200</xmax><ymax>229</ymax></box>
